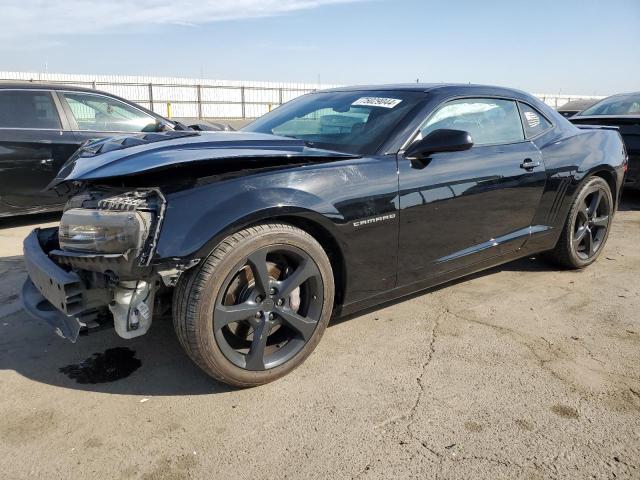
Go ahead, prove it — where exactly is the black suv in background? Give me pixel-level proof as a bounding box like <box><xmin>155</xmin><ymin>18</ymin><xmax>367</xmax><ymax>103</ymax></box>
<box><xmin>0</xmin><ymin>83</ymin><xmax>195</xmax><ymax>217</ymax></box>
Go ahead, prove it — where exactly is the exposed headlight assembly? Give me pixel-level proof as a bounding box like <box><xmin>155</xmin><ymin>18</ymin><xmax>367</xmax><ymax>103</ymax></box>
<box><xmin>59</xmin><ymin>208</ymin><xmax>154</xmax><ymax>254</ymax></box>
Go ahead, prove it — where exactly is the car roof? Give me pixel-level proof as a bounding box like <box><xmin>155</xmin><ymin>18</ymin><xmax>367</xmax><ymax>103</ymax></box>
<box><xmin>558</xmin><ymin>99</ymin><xmax>598</xmax><ymax>112</ymax></box>
<box><xmin>322</xmin><ymin>83</ymin><xmax>449</xmax><ymax>92</ymax></box>
<box><xmin>0</xmin><ymin>81</ymin><xmax>101</xmax><ymax>93</ymax></box>
<box><xmin>321</xmin><ymin>83</ymin><xmax>527</xmax><ymax>95</ymax></box>
<box><xmin>601</xmin><ymin>91</ymin><xmax>640</xmax><ymax>98</ymax></box>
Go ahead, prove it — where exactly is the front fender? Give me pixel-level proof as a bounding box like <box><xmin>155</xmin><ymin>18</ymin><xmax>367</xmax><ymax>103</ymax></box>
<box><xmin>152</xmin><ymin>155</ymin><xmax>400</xmax><ymax>306</ymax></box>
<box><xmin>155</xmin><ymin>181</ymin><xmax>344</xmax><ymax>260</ymax></box>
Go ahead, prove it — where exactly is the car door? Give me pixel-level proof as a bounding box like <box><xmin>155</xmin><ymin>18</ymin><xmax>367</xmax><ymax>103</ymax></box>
<box><xmin>0</xmin><ymin>89</ymin><xmax>80</xmax><ymax>210</ymax></box>
<box><xmin>56</xmin><ymin>91</ymin><xmax>161</xmax><ymax>145</ymax></box>
<box><xmin>397</xmin><ymin>97</ymin><xmax>547</xmax><ymax>285</ymax></box>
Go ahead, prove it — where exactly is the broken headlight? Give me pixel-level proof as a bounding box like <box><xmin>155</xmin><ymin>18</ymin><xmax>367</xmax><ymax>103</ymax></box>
<box><xmin>59</xmin><ymin>208</ymin><xmax>154</xmax><ymax>254</ymax></box>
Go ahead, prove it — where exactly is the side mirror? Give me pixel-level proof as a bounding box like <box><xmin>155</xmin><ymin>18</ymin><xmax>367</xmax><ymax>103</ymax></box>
<box><xmin>142</xmin><ymin>120</ymin><xmax>170</xmax><ymax>133</ymax></box>
<box><xmin>404</xmin><ymin>129</ymin><xmax>473</xmax><ymax>166</ymax></box>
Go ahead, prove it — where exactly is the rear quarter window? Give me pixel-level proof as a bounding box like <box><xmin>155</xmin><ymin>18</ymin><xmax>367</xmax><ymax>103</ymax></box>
<box><xmin>0</xmin><ymin>90</ymin><xmax>61</xmax><ymax>129</ymax></box>
<box><xmin>518</xmin><ymin>103</ymin><xmax>552</xmax><ymax>138</ymax></box>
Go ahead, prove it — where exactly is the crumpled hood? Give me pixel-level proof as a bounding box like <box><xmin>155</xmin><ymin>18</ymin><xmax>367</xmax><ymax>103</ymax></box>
<box><xmin>50</xmin><ymin>130</ymin><xmax>359</xmax><ymax>187</ymax></box>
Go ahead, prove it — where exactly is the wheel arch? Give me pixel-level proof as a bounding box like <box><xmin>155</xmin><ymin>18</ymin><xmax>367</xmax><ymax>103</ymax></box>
<box><xmin>571</xmin><ymin>165</ymin><xmax>619</xmax><ymax>215</ymax></box>
<box><xmin>589</xmin><ymin>168</ymin><xmax>617</xmax><ymax>203</ymax></box>
<box><xmin>262</xmin><ymin>214</ymin><xmax>347</xmax><ymax>309</ymax></box>
<box><xmin>179</xmin><ymin>207</ymin><xmax>348</xmax><ymax>311</ymax></box>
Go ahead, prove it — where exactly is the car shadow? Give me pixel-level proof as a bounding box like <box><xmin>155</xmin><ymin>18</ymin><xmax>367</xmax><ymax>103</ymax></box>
<box><xmin>331</xmin><ymin>255</ymin><xmax>559</xmax><ymax>326</ymax></box>
<box><xmin>0</xmin><ymin>305</ymin><xmax>236</xmax><ymax>396</ymax></box>
<box><xmin>0</xmin><ymin>253</ymin><xmax>559</xmax><ymax>396</ymax></box>
<box><xmin>0</xmin><ymin>248</ymin><xmax>234</xmax><ymax>395</ymax></box>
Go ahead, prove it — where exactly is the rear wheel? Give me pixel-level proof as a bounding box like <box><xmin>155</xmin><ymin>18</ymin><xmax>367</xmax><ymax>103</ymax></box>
<box><xmin>548</xmin><ymin>176</ymin><xmax>613</xmax><ymax>269</ymax></box>
<box><xmin>173</xmin><ymin>223</ymin><xmax>334</xmax><ymax>387</ymax></box>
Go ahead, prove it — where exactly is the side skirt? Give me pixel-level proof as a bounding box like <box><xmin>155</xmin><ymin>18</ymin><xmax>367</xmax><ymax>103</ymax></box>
<box><xmin>335</xmin><ymin>239</ymin><xmax>554</xmax><ymax>319</ymax></box>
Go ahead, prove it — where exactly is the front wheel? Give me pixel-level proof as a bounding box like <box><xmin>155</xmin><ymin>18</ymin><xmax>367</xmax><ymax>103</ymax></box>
<box><xmin>173</xmin><ymin>223</ymin><xmax>334</xmax><ymax>387</ymax></box>
<box><xmin>547</xmin><ymin>176</ymin><xmax>613</xmax><ymax>269</ymax></box>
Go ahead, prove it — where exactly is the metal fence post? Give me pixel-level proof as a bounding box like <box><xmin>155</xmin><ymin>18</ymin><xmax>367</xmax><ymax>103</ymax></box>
<box><xmin>241</xmin><ymin>86</ymin><xmax>246</xmax><ymax>119</ymax></box>
<box><xmin>278</xmin><ymin>87</ymin><xmax>283</xmax><ymax>106</ymax></box>
<box><xmin>148</xmin><ymin>83</ymin><xmax>154</xmax><ymax>112</ymax></box>
<box><xmin>196</xmin><ymin>84</ymin><xmax>203</xmax><ymax>120</ymax></box>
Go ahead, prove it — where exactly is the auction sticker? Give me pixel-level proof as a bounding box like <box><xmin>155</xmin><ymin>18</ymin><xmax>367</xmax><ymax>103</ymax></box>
<box><xmin>352</xmin><ymin>97</ymin><xmax>402</xmax><ymax>108</ymax></box>
<box><xmin>524</xmin><ymin>111</ymin><xmax>541</xmax><ymax>128</ymax></box>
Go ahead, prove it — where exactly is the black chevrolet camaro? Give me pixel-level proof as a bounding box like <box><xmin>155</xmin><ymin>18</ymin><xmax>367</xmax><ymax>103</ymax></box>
<box><xmin>22</xmin><ymin>84</ymin><xmax>627</xmax><ymax>386</ymax></box>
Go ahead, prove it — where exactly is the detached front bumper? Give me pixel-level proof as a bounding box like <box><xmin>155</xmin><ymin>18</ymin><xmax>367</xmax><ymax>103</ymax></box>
<box><xmin>21</xmin><ymin>228</ymin><xmax>110</xmax><ymax>342</ymax></box>
<box><xmin>22</xmin><ymin>278</ymin><xmax>83</xmax><ymax>342</ymax></box>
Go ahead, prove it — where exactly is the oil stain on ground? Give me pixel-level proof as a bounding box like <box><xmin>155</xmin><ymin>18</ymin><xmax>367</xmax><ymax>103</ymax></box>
<box><xmin>59</xmin><ymin>347</ymin><xmax>141</xmax><ymax>384</ymax></box>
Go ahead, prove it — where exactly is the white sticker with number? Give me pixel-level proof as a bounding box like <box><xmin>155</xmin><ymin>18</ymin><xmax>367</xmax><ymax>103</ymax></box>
<box><xmin>352</xmin><ymin>97</ymin><xmax>402</xmax><ymax>108</ymax></box>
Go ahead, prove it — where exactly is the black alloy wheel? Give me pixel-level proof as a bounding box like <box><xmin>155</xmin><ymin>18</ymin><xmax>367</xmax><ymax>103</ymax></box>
<box><xmin>214</xmin><ymin>245</ymin><xmax>324</xmax><ymax>371</ymax></box>
<box><xmin>572</xmin><ymin>186</ymin><xmax>611</xmax><ymax>260</ymax></box>
<box><xmin>173</xmin><ymin>223</ymin><xmax>334</xmax><ymax>387</ymax></box>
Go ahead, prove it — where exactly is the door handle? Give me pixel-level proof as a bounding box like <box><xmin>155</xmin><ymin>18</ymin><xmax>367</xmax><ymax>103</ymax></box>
<box><xmin>520</xmin><ymin>158</ymin><xmax>540</xmax><ymax>171</ymax></box>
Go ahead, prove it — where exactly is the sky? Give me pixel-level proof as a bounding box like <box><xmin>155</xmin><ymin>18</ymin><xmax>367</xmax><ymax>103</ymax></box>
<box><xmin>0</xmin><ymin>0</ymin><xmax>638</xmax><ymax>95</ymax></box>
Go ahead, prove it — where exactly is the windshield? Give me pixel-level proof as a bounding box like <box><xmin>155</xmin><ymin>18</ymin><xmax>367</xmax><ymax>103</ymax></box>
<box><xmin>579</xmin><ymin>93</ymin><xmax>640</xmax><ymax>116</ymax></box>
<box><xmin>243</xmin><ymin>90</ymin><xmax>424</xmax><ymax>154</ymax></box>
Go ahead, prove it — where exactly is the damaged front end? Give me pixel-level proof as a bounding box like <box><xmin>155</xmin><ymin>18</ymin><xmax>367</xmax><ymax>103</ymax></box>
<box><xmin>22</xmin><ymin>188</ymin><xmax>196</xmax><ymax>342</ymax></box>
<box><xmin>21</xmin><ymin>130</ymin><xmax>359</xmax><ymax>342</ymax></box>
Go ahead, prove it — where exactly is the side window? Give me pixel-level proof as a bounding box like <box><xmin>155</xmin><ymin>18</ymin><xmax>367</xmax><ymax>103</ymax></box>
<box><xmin>419</xmin><ymin>98</ymin><xmax>524</xmax><ymax>146</ymax></box>
<box><xmin>518</xmin><ymin>103</ymin><xmax>552</xmax><ymax>138</ymax></box>
<box><xmin>61</xmin><ymin>92</ymin><xmax>157</xmax><ymax>132</ymax></box>
<box><xmin>0</xmin><ymin>90</ymin><xmax>61</xmax><ymax>129</ymax></box>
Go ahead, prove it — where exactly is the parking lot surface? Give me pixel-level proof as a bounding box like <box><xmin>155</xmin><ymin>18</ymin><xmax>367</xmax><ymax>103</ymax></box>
<box><xmin>1</xmin><ymin>195</ymin><xmax>639</xmax><ymax>480</ymax></box>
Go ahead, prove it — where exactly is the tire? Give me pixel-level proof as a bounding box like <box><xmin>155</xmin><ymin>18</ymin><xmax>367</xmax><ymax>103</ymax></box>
<box><xmin>547</xmin><ymin>176</ymin><xmax>613</xmax><ymax>269</ymax></box>
<box><xmin>173</xmin><ymin>223</ymin><xmax>334</xmax><ymax>387</ymax></box>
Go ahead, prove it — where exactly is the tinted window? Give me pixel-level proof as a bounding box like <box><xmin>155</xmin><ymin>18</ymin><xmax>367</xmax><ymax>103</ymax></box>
<box><xmin>273</xmin><ymin>106</ymin><xmax>371</xmax><ymax>136</ymax></box>
<box><xmin>518</xmin><ymin>103</ymin><xmax>552</xmax><ymax>137</ymax></box>
<box><xmin>579</xmin><ymin>93</ymin><xmax>640</xmax><ymax>116</ymax></box>
<box><xmin>0</xmin><ymin>90</ymin><xmax>61</xmax><ymax>129</ymax></box>
<box><xmin>419</xmin><ymin>98</ymin><xmax>524</xmax><ymax>146</ymax></box>
<box><xmin>243</xmin><ymin>91</ymin><xmax>424</xmax><ymax>154</ymax></box>
<box><xmin>62</xmin><ymin>92</ymin><xmax>157</xmax><ymax>132</ymax></box>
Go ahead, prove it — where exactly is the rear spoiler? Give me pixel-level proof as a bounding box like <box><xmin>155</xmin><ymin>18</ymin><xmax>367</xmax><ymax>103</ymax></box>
<box><xmin>574</xmin><ymin>124</ymin><xmax>619</xmax><ymax>131</ymax></box>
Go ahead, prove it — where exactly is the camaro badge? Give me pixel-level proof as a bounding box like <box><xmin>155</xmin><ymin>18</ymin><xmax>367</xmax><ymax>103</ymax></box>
<box><xmin>353</xmin><ymin>213</ymin><xmax>397</xmax><ymax>227</ymax></box>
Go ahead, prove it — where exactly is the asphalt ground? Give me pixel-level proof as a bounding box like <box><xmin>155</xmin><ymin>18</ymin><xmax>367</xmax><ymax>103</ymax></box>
<box><xmin>1</xmin><ymin>192</ymin><xmax>639</xmax><ymax>479</ymax></box>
